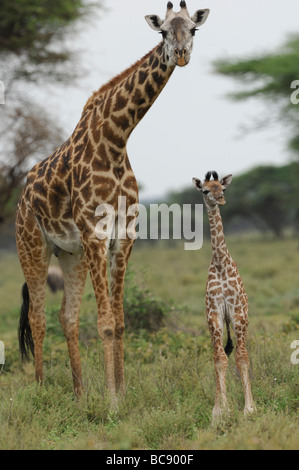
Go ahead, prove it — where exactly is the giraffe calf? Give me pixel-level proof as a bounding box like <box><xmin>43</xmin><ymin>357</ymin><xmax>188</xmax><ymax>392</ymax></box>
<box><xmin>193</xmin><ymin>171</ymin><xmax>255</xmax><ymax>423</ymax></box>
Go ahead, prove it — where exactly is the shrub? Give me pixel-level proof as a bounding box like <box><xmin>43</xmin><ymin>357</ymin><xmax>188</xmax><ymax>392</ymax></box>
<box><xmin>124</xmin><ymin>268</ymin><xmax>167</xmax><ymax>333</ymax></box>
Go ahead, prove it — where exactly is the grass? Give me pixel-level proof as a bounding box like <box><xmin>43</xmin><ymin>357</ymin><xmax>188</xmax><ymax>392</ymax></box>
<box><xmin>0</xmin><ymin>235</ymin><xmax>299</xmax><ymax>450</ymax></box>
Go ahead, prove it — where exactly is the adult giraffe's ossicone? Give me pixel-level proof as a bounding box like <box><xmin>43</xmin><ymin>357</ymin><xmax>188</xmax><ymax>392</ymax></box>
<box><xmin>16</xmin><ymin>2</ymin><xmax>210</xmax><ymax>398</ymax></box>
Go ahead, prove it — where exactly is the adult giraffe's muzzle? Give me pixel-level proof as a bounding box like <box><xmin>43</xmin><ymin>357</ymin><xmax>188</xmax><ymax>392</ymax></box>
<box><xmin>174</xmin><ymin>47</ymin><xmax>189</xmax><ymax>67</ymax></box>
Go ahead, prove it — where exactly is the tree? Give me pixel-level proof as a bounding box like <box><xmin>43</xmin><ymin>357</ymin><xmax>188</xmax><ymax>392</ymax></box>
<box><xmin>222</xmin><ymin>163</ymin><xmax>298</xmax><ymax>238</ymax></box>
<box><xmin>0</xmin><ymin>101</ymin><xmax>63</xmax><ymax>223</ymax></box>
<box><xmin>0</xmin><ymin>0</ymin><xmax>98</xmax><ymax>87</ymax></box>
<box><xmin>0</xmin><ymin>0</ymin><xmax>103</xmax><ymax>223</ymax></box>
<box><xmin>213</xmin><ymin>34</ymin><xmax>299</xmax><ymax>156</ymax></box>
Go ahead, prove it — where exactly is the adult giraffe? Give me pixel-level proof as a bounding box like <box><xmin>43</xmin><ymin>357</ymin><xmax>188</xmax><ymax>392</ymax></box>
<box><xmin>16</xmin><ymin>2</ymin><xmax>210</xmax><ymax>397</ymax></box>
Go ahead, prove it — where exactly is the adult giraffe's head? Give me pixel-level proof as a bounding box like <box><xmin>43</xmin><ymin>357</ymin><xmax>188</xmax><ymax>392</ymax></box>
<box><xmin>145</xmin><ymin>1</ymin><xmax>210</xmax><ymax>67</ymax></box>
<box><xmin>192</xmin><ymin>171</ymin><xmax>233</xmax><ymax>207</ymax></box>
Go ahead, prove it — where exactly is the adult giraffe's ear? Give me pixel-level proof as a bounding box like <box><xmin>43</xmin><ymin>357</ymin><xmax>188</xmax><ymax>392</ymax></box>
<box><xmin>192</xmin><ymin>177</ymin><xmax>203</xmax><ymax>192</ymax></box>
<box><xmin>220</xmin><ymin>174</ymin><xmax>233</xmax><ymax>189</ymax></box>
<box><xmin>191</xmin><ymin>9</ymin><xmax>210</xmax><ymax>28</ymax></box>
<box><xmin>145</xmin><ymin>15</ymin><xmax>164</xmax><ymax>31</ymax></box>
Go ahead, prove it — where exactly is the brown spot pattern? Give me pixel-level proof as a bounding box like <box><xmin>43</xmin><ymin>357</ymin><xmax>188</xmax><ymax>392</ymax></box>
<box><xmin>204</xmin><ymin>203</ymin><xmax>255</xmax><ymax>420</ymax></box>
<box><xmin>15</xmin><ymin>40</ymin><xmax>176</xmax><ymax>398</ymax></box>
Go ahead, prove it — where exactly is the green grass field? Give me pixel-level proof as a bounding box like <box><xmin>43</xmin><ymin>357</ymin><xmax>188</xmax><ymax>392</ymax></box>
<box><xmin>0</xmin><ymin>236</ymin><xmax>299</xmax><ymax>450</ymax></box>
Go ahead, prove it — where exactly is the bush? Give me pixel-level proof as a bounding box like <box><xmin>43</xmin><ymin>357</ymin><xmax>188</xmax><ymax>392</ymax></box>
<box><xmin>124</xmin><ymin>268</ymin><xmax>167</xmax><ymax>333</ymax></box>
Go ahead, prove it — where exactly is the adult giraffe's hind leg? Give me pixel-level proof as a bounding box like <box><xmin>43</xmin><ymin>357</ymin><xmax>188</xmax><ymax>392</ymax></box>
<box><xmin>57</xmin><ymin>251</ymin><xmax>88</xmax><ymax>396</ymax></box>
<box><xmin>16</xmin><ymin>201</ymin><xmax>51</xmax><ymax>385</ymax></box>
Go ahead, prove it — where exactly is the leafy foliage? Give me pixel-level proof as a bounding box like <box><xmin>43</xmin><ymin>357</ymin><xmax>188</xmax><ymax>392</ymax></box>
<box><xmin>0</xmin><ymin>0</ymin><xmax>98</xmax><ymax>83</ymax></box>
<box><xmin>213</xmin><ymin>34</ymin><xmax>299</xmax><ymax>155</ymax></box>
<box><xmin>123</xmin><ymin>268</ymin><xmax>167</xmax><ymax>333</ymax></box>
<box><xmin>223</xmin><ymin>163</ymin><xmax>299</xmax><ymax>237</ymax></box>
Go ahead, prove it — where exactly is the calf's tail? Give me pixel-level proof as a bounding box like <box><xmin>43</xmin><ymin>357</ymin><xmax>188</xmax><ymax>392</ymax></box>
<box><xmin>224</xmin><ymin>318</ymin><xmax>234</xmax><ymax>357</ymax></box>
<box><xmin>18</xmin><ymin>283</ymin><xmax>35</xmax><ymax>360</ymax></box>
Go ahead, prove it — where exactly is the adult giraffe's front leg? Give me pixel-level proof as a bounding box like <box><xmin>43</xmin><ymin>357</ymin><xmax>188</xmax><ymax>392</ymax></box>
<box><xmin>109</xmin><ymin>238</ymin><xmax>135</xmax><ymax>395</ymax></box>
<box><xmin>82</xmin><ymin>234</ymin><xmax>116</xmax><ymax>397</ymax></box>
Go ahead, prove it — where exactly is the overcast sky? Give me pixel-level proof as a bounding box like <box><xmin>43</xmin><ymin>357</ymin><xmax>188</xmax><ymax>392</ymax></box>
<box><xmin>49</xmin><ymin>0</ymin><xmax>299</xmax><ymax>200</ymax></box>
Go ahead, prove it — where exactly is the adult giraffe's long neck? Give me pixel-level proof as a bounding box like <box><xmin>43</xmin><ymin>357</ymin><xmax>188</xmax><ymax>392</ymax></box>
<box><xmin>206</xmin><ymin>205</ymin><xmax>229</xmax><ymax>268</ymax></box>
<box><xmin>81</xmin><ymin>42</ymin><xmax>175</xmax><ymax>164</ymax></box>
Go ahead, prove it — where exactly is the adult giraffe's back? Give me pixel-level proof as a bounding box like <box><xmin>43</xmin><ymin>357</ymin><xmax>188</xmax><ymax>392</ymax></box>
<box><xmin>16</xmin><ymin>2</ymin><xmax>210</xmax><ymax>397</ymax></box>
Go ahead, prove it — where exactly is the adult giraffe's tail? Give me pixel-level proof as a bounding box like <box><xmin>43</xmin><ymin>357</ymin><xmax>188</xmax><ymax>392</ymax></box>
<box><xmin>224</xmin><ymin>318</ymin><xmax>234</xmax><ymax>357</ymax></box>
<box><xmin>18</xmin><ymin>283</ymin><xmax>35</xmax><ymax>360</ymax></box>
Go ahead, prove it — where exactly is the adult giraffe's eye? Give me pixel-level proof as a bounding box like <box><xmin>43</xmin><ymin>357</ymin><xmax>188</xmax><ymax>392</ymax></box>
<box><xmin>190</xmin><ymin>28</ymin><xmax>198</xmax><ymax>36</ymax></box>
<box><xmin>203</xmin><ymin>190</ymin><xmax>210</xmax><ymax>195</ymax></box>
<box><xmin>159</xmin><ymin>30</ymin><xmax>167</xmax><ymax>39</ymax></box>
